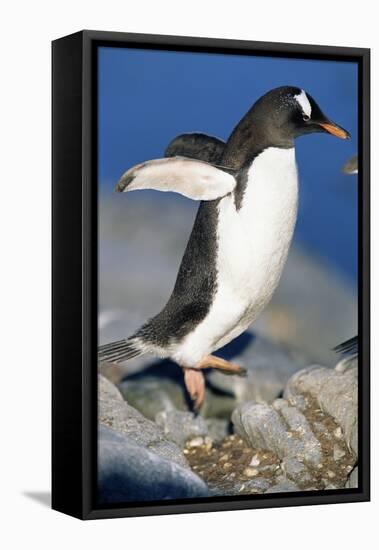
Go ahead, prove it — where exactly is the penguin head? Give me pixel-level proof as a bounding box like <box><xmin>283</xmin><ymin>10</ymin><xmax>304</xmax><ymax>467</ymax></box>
<box><xmin>254</xmin><ymin>86</ymin><xmax>350</xmax><ymax>143</ymax></box>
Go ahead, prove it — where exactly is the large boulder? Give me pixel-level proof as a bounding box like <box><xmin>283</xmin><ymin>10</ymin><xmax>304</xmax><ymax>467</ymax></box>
<box><xmin>98</xmin><ymin>375</ymin><xmax>188</xmax><ymax>468</ymax></box>
<box><xmin>231</xmin><ymin>361</ymin><xmax>357</xmax><ymax>491</ymax></box>
<box><xmin>98</xmin><ymin>425</ymin><xmax>208</xmax><ymax>503</ymax></box>
<box><xmin>232</xmin><ymin>400</ymin><xmax>321</xmax><ymax>467</ymax></box>
<box><xmin>118</xmin><ymin>375</ymin><xmax>186</xmax><ymax>420</ymax></box>
<box><xmin>155</xmin><ymin>410</ymin><xmax>208</xmax><ymax>448</ymax></box>
<box><xmin>284</xmin><ymin>363</ymin><xmax>358</xmax><ymax>455</ymax></box>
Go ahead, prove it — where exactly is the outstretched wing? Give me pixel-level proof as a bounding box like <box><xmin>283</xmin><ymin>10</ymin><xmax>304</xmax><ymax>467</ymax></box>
<box><xmin>115</xmin><ymin>157</ymin><xmax>236</xmax><ymax>201</ymax></box>
<box><xmin>165</xmin><ymin>132</ymin><xmax>226</xmax><ymax>164</ymax></box>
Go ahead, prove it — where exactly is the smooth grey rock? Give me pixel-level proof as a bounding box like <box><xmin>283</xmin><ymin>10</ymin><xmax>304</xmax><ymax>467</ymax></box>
<box><xmin>284</xmin><ymin>364</ymin><xmax>358</xmax><ymax>455</ymax></box>
<box><xmin>98</xmin><ymin>425</ymin><xmax>208</xmax><ymax>503</ymax></box>
<box><xmin>100</xmin><ymin>374</ymin><xmax>125</xmax><ymax>402</ymax></box>
<box><xmin>265</xmin><ymin>478</ymin><xmax>299</xmax><ymax>493</ymax></box>
<box><xmin>155</xmin><ymin>410</ymin><xmax>208</xmax><ymax>447</ymax></box>
<box><xmin>205</xmin><ymin>418</ymin><xmax>230</xmax><ymax>443</ymax></box>
<box><xmin>232</xmin><ymin>402</ymin><xmax>290</xmax><ymax>454</ymax></box>
<box><xmin>98</xmin><ymin>375</ymin><xmax>188</xmax><ymax>468</ymax></box>
<box><xmin>208</xmin><ymin>334</ymin><xmax>307</xmax><ymax>404</ymax></box>
<box><xmin>118</xmin><ymin>366</ymin><xmax>236</xmax><ymax>421</ymax></box>
<box><xmin>118</xmin><ymin>377</ymin><xmax>185</xmax><ymax>420</ymax></box>
<box><xmin>232</xmin><ymin>401</ymin><xmax>321</xmax><ymax>466</ymax></box>
<box><xmin>201</xmin><ymin>392</ymin><xmax>237</xmax><ymax>420</ymax></box>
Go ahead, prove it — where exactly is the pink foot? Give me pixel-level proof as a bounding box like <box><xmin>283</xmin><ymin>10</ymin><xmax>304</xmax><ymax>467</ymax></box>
<box><xmin>183</xmin><ymin>368</ymin><xmax>205</xmax><ymax>410</ymax></box>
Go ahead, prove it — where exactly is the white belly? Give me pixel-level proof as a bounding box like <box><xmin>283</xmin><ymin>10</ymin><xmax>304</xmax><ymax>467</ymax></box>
<box><xmin>172</xmin><ymin>147</ymin><xmax>299</xmax><ymax>367</ymax></box>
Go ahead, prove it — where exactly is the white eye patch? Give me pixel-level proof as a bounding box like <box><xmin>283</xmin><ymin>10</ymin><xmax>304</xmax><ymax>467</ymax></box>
<box><xmin>294</xmin><ymin>89</ymin><xmax>312</xmax><ymax>118</ymax></box>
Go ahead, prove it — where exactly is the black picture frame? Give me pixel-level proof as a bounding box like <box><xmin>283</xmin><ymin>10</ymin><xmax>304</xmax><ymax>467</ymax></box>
<box><xmin>52</xmin><ymin>30</ymin><xmax>370</xmax><ymax>520</ymax></box>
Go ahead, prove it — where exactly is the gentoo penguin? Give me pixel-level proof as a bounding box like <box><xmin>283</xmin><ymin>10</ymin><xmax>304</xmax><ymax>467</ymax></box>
<box><xmin>333</xmin><ymin>154</ymin><xmax>358</xmax><ymax>361</ymax></box>
<box><xmin>99</xmin><ymin>86</ymin><xmax>350</xmax><ymax>409</ymax></box>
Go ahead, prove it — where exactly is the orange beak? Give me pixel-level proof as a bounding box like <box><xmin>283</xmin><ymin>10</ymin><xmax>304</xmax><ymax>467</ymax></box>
<box><xmin>318</xmin><ymin>121</ymin><xmax>350</xmax><ymax>140</ymax></box>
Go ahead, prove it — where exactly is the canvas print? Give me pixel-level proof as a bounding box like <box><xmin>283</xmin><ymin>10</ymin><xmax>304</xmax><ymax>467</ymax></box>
<box><xmin>97</xmin><ymin>47</ymin><xmax>358</xmax><ymax>505</ymax></box>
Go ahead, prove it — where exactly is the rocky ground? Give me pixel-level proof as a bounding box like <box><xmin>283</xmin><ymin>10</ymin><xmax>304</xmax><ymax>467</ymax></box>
<box><xmin>98</xmin><ymin>333</ymin><xmax>358</xmax><ymax>503</ymax></box>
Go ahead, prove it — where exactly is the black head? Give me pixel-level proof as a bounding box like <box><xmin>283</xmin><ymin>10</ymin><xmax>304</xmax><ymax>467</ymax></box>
<box><xmin>222</xmin><ymin>86</ymin><xmax>350</xmax><ymax>169</ymax></box>
<box><xmin>253</xmin><ymin>86</ymin><xmax>350</xmax><ymax>143</ymax></box>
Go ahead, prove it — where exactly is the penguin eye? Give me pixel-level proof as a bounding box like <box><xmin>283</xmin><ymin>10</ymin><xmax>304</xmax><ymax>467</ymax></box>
<box><xmin>302</xmin><ymin>114</ymin><xmax>311</xmax><ymax>121</ymax></box>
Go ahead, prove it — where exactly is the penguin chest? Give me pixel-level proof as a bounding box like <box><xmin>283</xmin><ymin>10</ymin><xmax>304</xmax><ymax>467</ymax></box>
<box><xmin>170</xmin><ymin>147</ymin><xmax>298</xmax><ymax>366</ymax></box>
<box><xmin>213</xmin><ymin>147</ymin><xmax>299</xmax><ymax>341</ymax></box>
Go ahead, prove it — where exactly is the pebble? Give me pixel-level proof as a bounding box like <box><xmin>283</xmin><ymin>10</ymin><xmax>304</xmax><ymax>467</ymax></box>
<box><xmin>243</xmin><ymin>467</ymin><xmax>259</xmax><ymax>477</ymax></box>
<box><xmin>250</xmin><ymin>454</ymin><xmax>261</xmax><ymax>467</ymax></box>
<box><xmin>334</xmin><ymin>427</ymin><xmax>343</xmax><ymax>439</ymax></box>
<box><xmin>327</xmin><ymin>471</ymin><xmax>336</xmax><ymax>479</ymax></box>
<box><xmin>204</xmin><ymin>436</ymin><xmax>213</xmax><ymax>450</ymax></box>
<box><xmin>187</xmin><ymin>437</ymin><xmax>204</xmax><ymax>448</ymax></box>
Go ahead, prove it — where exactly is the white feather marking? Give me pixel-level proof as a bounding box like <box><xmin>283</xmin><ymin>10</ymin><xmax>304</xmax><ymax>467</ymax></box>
<box><xmin>294</xmin><ymin>90</ymin><xmax>312</xmax><ymax>118</ymax></box>
<box><xmin>171</xmin><ymin>147</ymin><xmax>299</xmax><ymax>368</ymax></box>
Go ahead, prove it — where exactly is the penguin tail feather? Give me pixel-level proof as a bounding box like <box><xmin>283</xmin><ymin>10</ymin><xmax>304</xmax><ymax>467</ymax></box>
<box><xmin>98</xmin><ymin>337</ymin><xmax>145</xmax><ymax>364</ymax></box>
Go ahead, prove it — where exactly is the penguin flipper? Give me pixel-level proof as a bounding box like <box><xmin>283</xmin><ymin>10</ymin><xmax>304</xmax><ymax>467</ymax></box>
<box><xmin>164</xmin><ymin>132</ymin><xmax>226</xmax><ymax>164</ymax></box>
<box><xmin>115</xmin><ymin>157</ymin><xmax>236</xmax><ymax>201</ymax></box>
